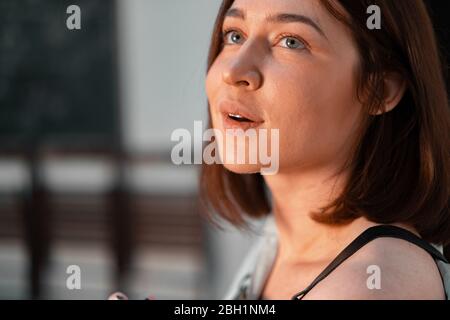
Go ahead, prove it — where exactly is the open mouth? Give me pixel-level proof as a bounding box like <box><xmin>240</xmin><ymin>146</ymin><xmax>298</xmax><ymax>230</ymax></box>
<box><xmin>219</xmin><ymin>100</ymin><xmax>264</xmax><ymax>130</ymax></box>
<box><xmin>227</xmin><ymin>113</ymin><xmax>253</xmax><ymax>123</ymax></box>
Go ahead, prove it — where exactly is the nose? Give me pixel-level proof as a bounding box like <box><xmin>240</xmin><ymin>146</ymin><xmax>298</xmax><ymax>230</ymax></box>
<box><xmin>222</xmin><ymin>42</ymin><xmax>263</xmax><ymax>91</ymax></box>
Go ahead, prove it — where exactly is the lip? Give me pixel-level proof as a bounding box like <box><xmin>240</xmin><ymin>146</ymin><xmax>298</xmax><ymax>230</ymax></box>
<box><xmin>218</xmin><ymin>100</ymin><xmax>264</xmax><ymax>130</ymax></box>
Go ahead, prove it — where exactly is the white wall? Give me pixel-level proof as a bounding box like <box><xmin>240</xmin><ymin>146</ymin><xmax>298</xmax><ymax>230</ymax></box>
<box><xmin>117</xmin><ymin>0</ymin><xmax>220</xmax><ymax>153</ymax></box>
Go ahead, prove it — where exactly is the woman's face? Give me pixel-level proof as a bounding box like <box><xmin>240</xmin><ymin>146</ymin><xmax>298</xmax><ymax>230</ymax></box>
<box><xmin>206</xmin><ymin>0</ymin><xmax>363</xmax><ymax>175</ymax></box>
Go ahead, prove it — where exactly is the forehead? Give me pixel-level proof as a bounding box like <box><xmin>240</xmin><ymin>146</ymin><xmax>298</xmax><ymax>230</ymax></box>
<box><xmin>228</xmin><ymin>0</ymin><xmax>325</xmax><ymax>23</ymax></box>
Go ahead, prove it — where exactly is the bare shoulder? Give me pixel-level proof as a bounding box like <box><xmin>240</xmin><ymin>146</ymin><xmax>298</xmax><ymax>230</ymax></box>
<box><xmin>304</xmin><ymin>236</ymin><xmax>446</xmax><ymax>300</ymax></box>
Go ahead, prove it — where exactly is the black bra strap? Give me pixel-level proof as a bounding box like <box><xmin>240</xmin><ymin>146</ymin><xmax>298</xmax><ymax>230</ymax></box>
<box><xmin>291</xmin><ymin>224</ymin><xmax>448</xmax><ymax>300</ymax></box>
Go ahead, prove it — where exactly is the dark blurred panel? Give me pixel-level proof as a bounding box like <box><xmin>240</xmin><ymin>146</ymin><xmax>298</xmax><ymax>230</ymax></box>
<box><xmin>0</xmin><ymin>0</ymin><xmax>123</xmax><ymax>299</ymax></box>
<box><xmin>0</xmin><ymin>0</ymin><xmax>119</xmax><ymax>149</ymax></box>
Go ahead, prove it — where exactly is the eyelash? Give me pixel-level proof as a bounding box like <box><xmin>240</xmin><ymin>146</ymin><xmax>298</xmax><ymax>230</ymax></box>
<box><xmin>221</xmin><ymin>28</ymin><xmax>310</xmax><ymax>51</ymax></box>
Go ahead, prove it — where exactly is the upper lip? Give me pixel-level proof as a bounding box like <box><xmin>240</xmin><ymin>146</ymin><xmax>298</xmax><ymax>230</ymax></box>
<box><xmin>218</xmin><ymin>99</ymin><xmax>264</xmax><ymax>123</ymax></box>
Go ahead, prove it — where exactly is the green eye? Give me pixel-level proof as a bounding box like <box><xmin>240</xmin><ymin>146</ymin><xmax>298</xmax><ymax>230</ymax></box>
<box><xmin>281</xmin><ymin>37</ymin><xmax>306</xmax><ymax>50</ymax></box>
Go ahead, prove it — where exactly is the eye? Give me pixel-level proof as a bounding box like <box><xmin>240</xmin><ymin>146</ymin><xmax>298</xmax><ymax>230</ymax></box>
<box><xmin>278</xmin><ymin>36</ymin><xmax>307</xmax><ymax>50</ymax></box>
<box><xmin>223</xmin><ymin>29</ymin><xmax>245</xmax><ymax>45</ymax></box>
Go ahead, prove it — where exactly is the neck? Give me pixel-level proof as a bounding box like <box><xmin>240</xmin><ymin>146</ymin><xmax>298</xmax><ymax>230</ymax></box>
<box><xmin>263</xmin><ymin>165</ymin><xmax>374</xmax><ymax>265</ymax></box>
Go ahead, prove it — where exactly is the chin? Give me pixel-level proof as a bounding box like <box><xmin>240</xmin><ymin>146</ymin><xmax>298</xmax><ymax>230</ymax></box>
<box><xmin>222</xmin><ymin>163</ymin><xmax>262</xmax><ymax>175</ymax></box>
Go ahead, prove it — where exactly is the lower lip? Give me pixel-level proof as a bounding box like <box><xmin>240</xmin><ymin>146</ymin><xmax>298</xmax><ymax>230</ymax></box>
<box><xmin>221</xmin><ymin>114</ymin><xmax>264</xmax><ymax>131</ymax></box>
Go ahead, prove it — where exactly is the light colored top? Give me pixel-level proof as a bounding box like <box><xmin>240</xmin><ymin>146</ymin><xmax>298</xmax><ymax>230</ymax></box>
<box><xmin>223</xmin><ymin>215</ymin><xmax>450</xmax><ymax>300</ymax></box>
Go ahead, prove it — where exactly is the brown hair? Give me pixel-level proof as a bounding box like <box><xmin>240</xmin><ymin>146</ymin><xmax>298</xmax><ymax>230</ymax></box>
<box><xmin>200</xmin><ymin>0</ymin><xmax>450</xmax><ymax>247</ymax></box>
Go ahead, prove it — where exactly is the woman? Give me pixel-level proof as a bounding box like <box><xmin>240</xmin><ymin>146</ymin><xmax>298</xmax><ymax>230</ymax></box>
<box><xmin>201</xmin><ymin>0</ymin><xmax>450</xmax><ymax>299</ymax></box>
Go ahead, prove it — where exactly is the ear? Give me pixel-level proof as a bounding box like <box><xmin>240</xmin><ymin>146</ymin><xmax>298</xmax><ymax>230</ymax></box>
<box><xmin>370</xmin><ymin>72</ymin><xmax>406</xmax><ymax>115</ymax></box>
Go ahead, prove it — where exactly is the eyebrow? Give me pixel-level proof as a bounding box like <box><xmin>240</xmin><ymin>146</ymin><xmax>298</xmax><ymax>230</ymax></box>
<box><xmin>225</xmin><ymin>7</ymin><xmax>327</xmax><ymax>40</ymax></box>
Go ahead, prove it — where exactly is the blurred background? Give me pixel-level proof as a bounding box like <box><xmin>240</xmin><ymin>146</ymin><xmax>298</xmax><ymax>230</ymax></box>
<box><xmin>0</xmin><ymin>0</ymin><xmax>448</xmax><ymax>300</ymax></box>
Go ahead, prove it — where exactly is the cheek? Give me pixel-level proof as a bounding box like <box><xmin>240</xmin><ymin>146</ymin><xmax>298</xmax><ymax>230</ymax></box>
<box><xmin>205</xmin><ymin>57</ymin><xmax>225</xmax><ymax>105</ymax></box>
<box><xmin>267</xmin><ymin>60</ymin><xmax>361</xmax><ymax>167</ymax></box>
<box><xmin>205</xmin><ymin>65</ymin><xmax>220</xmax><ymax>127</ymax></box>
<box><xmin>206</xmin><ymin>59</ymin><xmax>228</xmax><ymax>126</ymax></box>
<box><xmin>205</xmin><ymin>68</ymin><xmax>215</xmax><ymax>101</ymax></box>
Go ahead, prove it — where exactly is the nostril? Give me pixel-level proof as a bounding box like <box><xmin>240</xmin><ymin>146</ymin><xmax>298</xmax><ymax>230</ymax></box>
<box><xmin>236</xmin><ymin>80</ymin><xmax>249</xmax><ymax>86</ymax></box>
<box><xmin>222</xmin><ymin>69</ymin><xmax>262</xmax><ymax>90</ymax></box>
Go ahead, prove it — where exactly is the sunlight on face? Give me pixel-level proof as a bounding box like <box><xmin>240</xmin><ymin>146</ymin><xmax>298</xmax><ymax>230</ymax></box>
<box><xmin>206</xmin><ymin>0</ymin><xmax>363</xmax><ymax>175</ymax></box>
